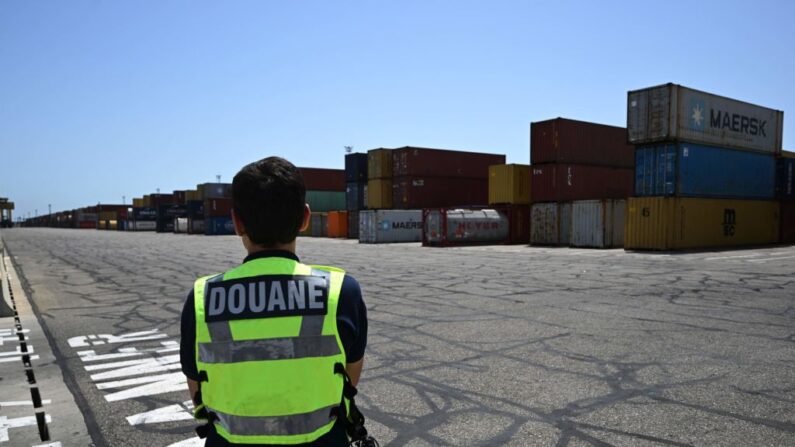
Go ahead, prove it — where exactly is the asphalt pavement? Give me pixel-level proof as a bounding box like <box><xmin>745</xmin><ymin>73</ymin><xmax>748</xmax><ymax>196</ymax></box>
<box><xmin>0</xmin><ymin>228</ymin><xmax>793</xmax><ymax>446</ymax></box>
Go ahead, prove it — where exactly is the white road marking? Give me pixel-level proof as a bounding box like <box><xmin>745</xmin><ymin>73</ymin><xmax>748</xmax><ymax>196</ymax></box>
<box><xmin>749</xmin><ymin>255</ymin><xmax>795</xmax><ymax>263</ymax></box>
<box><xmin>67</xmin><ymin>329</ymin><xmax>167</xmax><ymax>348</ymax></box>
<box><xmin>0</xmin><ymin>335</ymin><xmax>28</xmax><ymax>346</ymax></box>
<box><xmin>32</xmin><ymin>443</ymin><xmax>63</xmax><ymax>447</ymax></box>
<box><xmin>78</xmin><ymin>349</ymin><xmax>145</xmax><ymax>363</ymax></box>
<box><xmin>0</xmin><ymin>354</ymin><xmax>39</xmax><ymax>364</ymax></box>
<box><xmin>126</xmin><ymin>400</ymin><xmax>195</xmax><ymax>425</ymax></box>
<box><xmin>89</xmin><ymin>354</ymin><xmax>181</xmax><ymax>381</ymax></box>
<box><xmin>0</xmin><ymin>415</ymin><xmax>52</xmax><ymax>442</ymax></box>
<box><xmin>0</xmin><ymin>329</ymin><xmax>30</xmax><ymax>335</ymax></box>
<box><xmin>0</xmin><ymin>346</ymin><xmax>34</xmax><ymax>357</ymax></box>
<box><xmin>0</xmin><ymin>400</ymin><xmax>52</xmax><ymax>407</ymax></box>
<box><xmin>97</xmin><ymin>372</ymin><xmax>187</xmax><ymax>402</ymax></box>
<box><xmin>166</xmin><ymin>438</ymin><xmax>205</xmax><ymax>447</ymax></box>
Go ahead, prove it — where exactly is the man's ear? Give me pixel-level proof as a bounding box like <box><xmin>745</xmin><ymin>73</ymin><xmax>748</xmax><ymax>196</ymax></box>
<box><xmin>231</xmin><ymin>209</ymin><xmax>246</xmax><ymax>236</ymax></box>
<box><xmin>299</xmin><ymin>204</ymin><xmax>311</xmax><ymax>232</ymax></box>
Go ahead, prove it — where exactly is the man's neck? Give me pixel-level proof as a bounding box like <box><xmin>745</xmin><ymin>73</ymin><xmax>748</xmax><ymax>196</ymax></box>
<box><xmin>243</xmin><ymin>238</ymin><xmax>296</xmax><ymax>256</ymax></box>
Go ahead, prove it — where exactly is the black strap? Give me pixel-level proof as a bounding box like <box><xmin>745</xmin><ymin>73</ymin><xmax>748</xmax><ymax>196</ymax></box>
<box><xmin>334</xmin><ymin>362</ymin><xmax>369</xmax><ymax>441</ymax></box>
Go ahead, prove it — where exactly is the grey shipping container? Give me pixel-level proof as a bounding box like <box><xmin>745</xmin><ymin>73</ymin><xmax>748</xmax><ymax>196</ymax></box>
<box><xmin>347</xmin><ymin>210</ymin><xmax>360</xmax><ymax>239</ymax></box>
<box><xmin>175</xmin><ymin>217</ymin><xmax>189</xmax><ymax>233</ymax></box>
<box><xmin>311</xmin><ymin>213</ymin><xmax>328</xmax><ymax>237</ymax></box>
<box><xmin>627</xmin><ymin>83</ymin><xmax>783</xmax><ymax>154</ymax></box>
<box><xmin>530</xmin><ymin>202</ymin><xmax>572</xmax><ymax>246</ymax></box>
<box><xmin>570</xmin><ymin>200</ymin><xmax>626</xmax><ymax>248</ymax></box>
<box><xmin>359</xmin><ymin>210</ymin><xmax>422</xmax><ymax>244</ymax></box>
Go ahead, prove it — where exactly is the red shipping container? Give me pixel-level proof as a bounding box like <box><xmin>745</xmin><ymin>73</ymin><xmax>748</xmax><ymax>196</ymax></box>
<box><xmin>173</xmin><ymin>190</ymin><xmax>187</xmax><ymax>204</ymax></box>
<box><xmin>782</xmin><ymin>201</ymin><xmax>795</xmax><ymax>244</ymax></box>
<box><xmin>531</xmin><ymin>118</ymin><xmax>634</xmax><ymax>168</ymax></box>
<box><xmin>393</xmin><ymin>177</ymin><xmax>488</xmax><ymax>209</ymax></box>
<box><xmin>97</xmin><ymin>204</ymin><xmax>128</xmax><ymax>213</ymax></box>
<box><xmin>392</xmin><ymin>147</ymin><xmax>505</xmax><ymax>178</ymax></box>
<box><xmin>78</xmin><ymin>221</ymin><xmax>96</xmax><ymax>229</ymax></box>
<box><xmin>150</xmin><ymin>194</ymin><xmax>175</xmax><ymax>208</ymax></box>
<box><xmin>204</xmin><ymin>198</ymin><xmax>233</xmax><ymax>217</ymax></box>
<box><xmin>299</xmin><ymin>168</ymin><xmax>345</xmax><ymax>191</ymax></box>
<box><xmin>531</xmin><ymin>164</ymin><xmax>634</xmax><ymax>202</ymax></box>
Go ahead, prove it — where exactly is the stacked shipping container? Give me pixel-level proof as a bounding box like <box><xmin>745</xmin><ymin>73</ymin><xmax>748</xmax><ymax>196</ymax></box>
<box><xmin>345</xmin><ymin>153</ymin><xmax>368</xmax><ymax>239</ymax></box>
<box><xmin>625</xmin><ymin>83</ymin><xmax>783</xmax><ymax>250</ymax></box>
<box><xmin>778</xmin><ymin>151</ymin><xmax>795</xmax><ymax>243</ymax></box>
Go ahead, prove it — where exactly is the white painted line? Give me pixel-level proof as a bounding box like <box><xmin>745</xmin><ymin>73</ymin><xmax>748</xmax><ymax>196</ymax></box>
<box><xmin>0</xmin><ymin>346</ymin><xmax>34</xmax><ymax>357</ymax></box>
<box><xmin>0</xmin><ymin>354</ymin><xmax>39</xmax><ymax>364</ymax></box>
<box><xmin>167</xmin><ymin>438</ymin><xmax>205</xmax><ymax>447</ymax></box>
<box><xmin>32</xmin><ymin>442</ymin><xmax>63</xmax><ymax>447</ymax></box>
<box><xmin>126</xmin><ymin>404</ymin><xmax>193</xmax><ymax>425</ymax></box>
<box><xmin>0</xmin><ymin>414</ymin><xmax>52</xmax><ymax>442</ymax></box>
<box><xmin>748</xmin><ymin>255</ymin><xmax>795</xmax><ymax>263</ymax></box>
<box><xmin>0</xmin><ymin>399</ymin><xmax>52</xmax><ymax>407</ymax></box>
<box><xmin>96</xmin><ymin>372</ymin><xmax>187</xmax><ymax>402</ymax></box>
<box><xmin>67</xmin><ymin>330</ymin><xmax>167</xmax><ymax>348</ymax></box>
<box><xmin>88</xmin><ymin>354</ymin><xmax>181</xmax><ymax>381</ymax></box>
<box><xmin>77</xmin><ymin>349</ymin><xmax>145</xmax><ymax>363</ymax></box>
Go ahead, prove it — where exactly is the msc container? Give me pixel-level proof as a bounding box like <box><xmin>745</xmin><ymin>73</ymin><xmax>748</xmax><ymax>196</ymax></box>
<box><xmin>347</xmin><ymin>210</ymin><xmax>359</xmax><ymax>239</ymax></box>
<box><xmin>346</xmin><ymin>182</ymin><xmax>367</xmax><ymax>211</ymax></box>
<box><xmin>300</xmin><ymin>168</ymin><xmax>345</xmax><ymax>191</ymax></box>
<box><xmin>777</xmin><ymin>155</ymin><xmax>795</xmax><ymax>201</ymax></box>
<box><xmin>310</xmin><ymin>212</ymin><xmax>328</xmax><ymax>237</ymax></box>
<box><xmin>531</xmin><ymin>164</ymin><xmax>633</xmax><ymax>202</ymax></box>
<box><xmin>392</xmin><ymin>147</ymin><xmax>505</xmax><ymax>178</ymax></box>
<box><xmin>392</xmin><ymin>177</ymin><xmax>488</xmax><ymax>209</ymax></box>
<box><xmin>204</xmin><ymin>198</ymin><xmax>233</xmax><ymax>218</ymax></box>
<box><xmin>327</xmin><ymin>211</ymin><xmax>349</xmax><ymax>238</ymax></box>
<box><xmin>531</xmin><ymin>118</ymin><xmax>634</xmax><ymax>167</ymax></box>
<box><xmin>345</xmin><ymin>153</ymin><xmax>368</xmax><ymax>183</ymax></box>
<box><xmin>781</xmin><ymin>201</ymin><xmax>795</xmax><ymax>244</ymax></box>
<box><xmin>175</xmin><ymin>217</ymin><xmax>189</xmax><ymax>233</ymax></box>
<box><xmin>489</xmin><ymin>164</ymin><xmax>530</xmax><ymax>205</ymax></box>
<box><xmin>530</xmin><ymin>202</ymin><xmax>572</xmax><ymax>246</ymax></box>
<box><xmin>423</xmin><ymin>205</ymin><xmax>530</xmax><ymax>247</ymax></box>
<box><xmin>625</xmin><ymin>197</ymin><xmax>779</xmax><ymax>250</ymax></box>
<box><xmin>200</xmin><ymin>183</ymin><xmax>232</xmax><ymax>199</ymax></box>
<box><xmin>570</xmin><ymin>200</ymin><xmax>626</xmax><ymax>248</ymax></box>
<box><xmin>306</xmin><ymin>190</ymin><xmax>346</xmax><ymax>212</ymax></box>
<box><xmin>367</xmin><ymin>148</ymin><xmax>393</xmax><ymax>179</ymax></box>
<box><xmin>366</xmin><ymin>179</ymin><xmax>392</xmax><ymax>209</ymax></box>
<box><xmin>635</xmin><ymin>143</ymin><xmax>775</xmax><ymax>199</ymax></box>
<box><xmin>359</xmin><ymin>210</ymin><xmax>422</xmax><ymax>244</ymax></box>
<box><xmin>205</xmin><ymin>216</ymin><xmax>235</xmax><ymax>236</ymax></box>
<box><xmin>627</xmin><ymin>83</ymin><xmax>783</xmax><ymax>154</ymax></box>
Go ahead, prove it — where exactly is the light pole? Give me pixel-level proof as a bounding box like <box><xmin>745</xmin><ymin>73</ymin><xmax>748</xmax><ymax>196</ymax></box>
<box><xmin>48</xmin><ymin>204</ymin><xmax>52</xmax><ymax>227</ymax></box>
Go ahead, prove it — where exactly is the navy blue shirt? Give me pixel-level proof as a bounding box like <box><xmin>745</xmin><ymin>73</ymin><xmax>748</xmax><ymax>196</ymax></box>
<box><xmin>180</xmin><ymin>250</ymin><xmax>367</xmax><ymax>447</ymax></box>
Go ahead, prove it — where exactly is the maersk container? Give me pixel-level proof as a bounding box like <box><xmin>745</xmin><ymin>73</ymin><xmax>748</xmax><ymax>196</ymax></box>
<box><xmin>347</xmin><ymin>210</ymin><xmax>360</xmax><ymax>239</ymax></box>
<box><xmin>531</xmin><ymin>164</ymin><xmax>633</xmax><ymax>202</ymax></box>
<box><xmin>306</xmin><ymin>190</ymin><xmax>346</xmax><ymax>212</ymax></box>
<box><xmin>345</xmin><ymin>153</ymin><xmax>368</xmax><ymax>183</ymax></box>
<box><xmin>423</xmin><ymin>205</ymin><xmax>529</xmax><ymax>247</ymax></box>
<box><xmin>530</xmin><ymin>202</ymin><xmax>572</xmax><ymax>246</ymax></box>
<box><xmin>777</xmin><ymin>154</ymin><xmax>795</xmax><ymax>201</ymax></box>
<box><xmin>625</xmin><ymin>197</ymin><xmax>779</xmax><ymax>250</ymax></box>
<box><xmin>635</xmin><ymin>143</ymin><xmax>775</xmax><ymax>199</ymax></box>
<box><xmin>570</xmin><ymin>200</ymin><xmax>626</xmax><ymax>248</ymax></box>
<box><xmin>392</xmin><ymin>147</ymin><xmax>505</xmax><ymax>178</ymax></box>
<box><xmin>205</xmin><ymin>216</ymin><xmax>235</xmax><ymax>236</ymax></box>
<box><xmin>359</xmin><ymin>210</ymin><xmax>422</xmax><ymax>244</ymax></box>
<box><xmin>531</xmin><ymin>118</ymin><xmax>634</xmax><ymax>167</ymax></box>
<box><xmin>627</xmin><ymin>83</ymin><xmax>783</xmax><ymax>154</ymax></box>
<box><xmin>346</xmin><ymin>182</ymin><xmax>367</xmax><ymax>211</ymax></box>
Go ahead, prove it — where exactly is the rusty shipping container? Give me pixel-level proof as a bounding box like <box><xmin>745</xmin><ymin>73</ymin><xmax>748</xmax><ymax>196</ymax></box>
<box><xmin>489</xmin><ymin>164</ymin><xmax>530</xmax><ymax>205</ymax></box>
<box><xmin>393</xmin><ymin>177</ymin><xmax>488</xmax><ymax>209</ymax></box>
<box><xmin>204</xmin><ymin>198</ymin><xmax>233</xmax><ymax>217</ymax></box>
<box><xmin>625</xmin><ymin>197</ymin><xmax>779</xmax><ymax>250</ymax></box>
<box><xmin>531</xmin><ymin>118</ymin><xmax>634</xmax><ymax>167</ymax></box>
<box><xmin>367</xmin><ymin>148</ymin><xmax>393</xmax><ymax>179</ymax></box>
<box><xmin>530</xmin><ymin>202</ymin><xmax>572</xmax><ymax>246</ymax></box>
<box><xmin>299</xmin><ymin>167</ymin><xmax>345</xmax><ymax>191</ymax></box>
<box><xmin>392</xmin><ymin>147</ymin><xmax>505</xmax><ymax>178</ymax></box>
<box><xmin>367</xmin><ymin>179</ymin><xmax>392</xmax><ymax>209</ymax></box>
<box><xmin>627</xmin><ymin>83</ymin><xmax>783</xmax><ymax>154</ymax></box>
<box><xmin>172</xmin><ymin>190</ymin><xmax>187</xmax><ymax>204</ymax></box>
<box><xmin>781</xmin><ymin>201</ymin><xmax>795</xmax><ymax>244</ymax></box>
<box><xmin>531</xmin><ymin>164</ymin><xmax>633</xmax><ymax>202</ymax></box>
<box><xmin>423</xmin><ymin>205</ymin><xmax>529</xmax><ymax>247</ymax></box>
<box><xmin>570</xmin><ymin>200</ymin><xmax>626</xmax><ymax>248</ymax></box>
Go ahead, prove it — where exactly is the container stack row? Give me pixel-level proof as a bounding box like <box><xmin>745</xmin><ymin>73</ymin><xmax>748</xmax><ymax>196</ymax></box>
<box><xmin>624</xmin><ymin>83</ymin><xmax>785</xmax><ymax>250</ymax></box>
<box><xmin>529</xmin><ymin>118</ymin><xmax>635</xmax><ymax>248</ymax></box>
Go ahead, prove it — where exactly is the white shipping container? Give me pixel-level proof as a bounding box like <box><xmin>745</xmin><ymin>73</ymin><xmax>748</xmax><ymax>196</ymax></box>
<box><xmin>628</xmin><ymin>83</ymin><xmax>783</xmax><ymax>154</ymax></box>
<box><xmin>570</xmin><ymin>200</ymin><xmax>626</xmax><ymax>248</ymax></box>
<box><xmin>175</xmin><ymin>217</ymin><xmax>189</xmax><ymax>233</ymax></box>
<box><xmin>530</xmin><ymin>203</ymin><xmax>571</xmax><ymax>245</ymax></box>
<box><xmin>359</xmin><ymin>210</ymin><xmax>422</xmax><ymax>244</ymax></box>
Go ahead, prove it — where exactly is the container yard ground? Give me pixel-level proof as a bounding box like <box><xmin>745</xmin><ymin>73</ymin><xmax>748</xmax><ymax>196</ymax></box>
<box><xmin>0</xmin><ymin>228</ymin><xmax>793</xmax><ymax>446</ymax></box>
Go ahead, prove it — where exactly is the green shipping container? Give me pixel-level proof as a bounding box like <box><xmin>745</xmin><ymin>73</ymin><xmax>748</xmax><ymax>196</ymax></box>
<box><xmin>306</xmin><ymin>191</ymin><xmax>346</xmax><ymax>212</ymax></box>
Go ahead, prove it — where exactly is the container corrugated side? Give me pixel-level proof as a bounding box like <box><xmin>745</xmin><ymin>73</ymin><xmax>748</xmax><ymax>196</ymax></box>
<box><xmin>306</xmin><ymin>191</ymin><xmax>346</xmax><ymax>212</ymax></box>
<box><xmin>627</xmin><ymin>83</ymin><xmax>783</xmax><ymax>154</ymax></box>
<box><xmin>530</xmin><ymin>202</ymin><xmax>572</xmax><ymax>245</ymax></box>
<box><xmin>367</xmin><ymin>148</ymin><xmax>393</xmax><ymax>179</ymax></box>
<box><xmin>310</xmin><ymin>212</ymin><xmax>328</xmax><ymax>237</ymax></box>
<box><xmin>345</xmin><ymin>153</ymin><xmax>368</xmax><ymax>183</ymax></box>
<box><xmin>777</xmin><ymin>156</ymin><xmax>795</xmax><ymax>200</ymax></box>
<box><xmin>392</xmin><ymin>147</ymin><xmax>505</xmax><ymax>178</ymax></box>
<box><xmin>366</xmin><ymin>179</ymin><xmax>392</xmax><ymax>209</ymax></box>
<box><xmin>346</xmin><ymin>182</ymin><xmax>367</xmax><ymax>210</ymax></box>
<box><xmin>489</xmin><ymin>164</ymin><xmax>530</xmax><ymax>205</ymax></box>
<box><xmin>205</xmin><ymin>216</ymin><xmax>235</xmax><ymax>236</ymax></box>
<box><xmin>531</xmin><ymin>118</ymin><xmax>634</xmax><ymax>167</ymax></box>
<box><xmin>635</xmin><ymin>143</ymin><xmax>775</xmax><ymax>199</ymax></box>
<box><xmin>300</xmin><ymin>168</ymin><xmax>345</xmax><ymax>191</ymax></box>
<box><xmin>327</xmin><ymin>211</ymin><xmax>348</xmax><ymax>238</ymax></box>
<box><xmin>347</xmin><ymin>210</ymin><xmax>360</xmax><ymax>239</ymax></box>
<box><xmin>393</xmin><ymin>176</ymin><xmax>488</xmax><ymax>209</ymax></box>
<box><xmin>570</xmin><ymin>200</ymin><xmax>626</xmax><ymax>248</ymax></box>
<box><xmin>531</xmin><ymin>164</ymin><xmax>633</xmax><ymax>202</ymax></box>
<box><xmin>625</xmin><ymin>197</ymin><xmax>779</xmax><ymax>250</ymax></box>
<box><xmin>358</xmin><ymin>210</ymin><xmax>422</xmax><ymax>243</ymax></box>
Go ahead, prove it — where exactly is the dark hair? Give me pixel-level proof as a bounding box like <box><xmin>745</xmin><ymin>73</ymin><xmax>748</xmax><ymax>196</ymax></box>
<box><xmin>232</xmin><ymin>157</ymin><xmax>306</xmax><ymax>246</ymax></box>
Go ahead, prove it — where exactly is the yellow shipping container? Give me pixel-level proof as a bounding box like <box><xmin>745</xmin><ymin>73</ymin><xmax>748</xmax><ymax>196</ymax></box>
<box><xmin>625</xmin><ymin>197</ymin><xmax>779</xmax><ymax>250</ymax></box>
<box><xmin>99</xmin><ymin>211</ymin><xmax>117</xmax><ymax>221</ymax></box>
<box><xmin>489</xmin><ymin>164</ymin><xmax>530</xmax><ymax>205</ymax></box>
<box><xmin>143</xmin><ymin>195</ymin><xmax>152</xmax><ymax>207</ymax></box>
<box><xmin>367</xmin><ymin>179</ymin><xmax>393</xmax><ymax>209</ymax></box>
<box><xmin>132</xmin><ymin>198</ymin><xmax>144</xmax><ymax>208</ymax></box>
<box><xmin>185</xmin><ymin>190</ymin><xmax>201</xmax><ymax>201</ymax></box>
<box><xmin>367</xmin><ymin>148</ymin><xmax>392</xmax><ymax>179</ymax></box>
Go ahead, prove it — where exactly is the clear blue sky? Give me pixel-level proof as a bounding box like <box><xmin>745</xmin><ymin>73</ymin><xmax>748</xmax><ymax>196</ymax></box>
<box><xmin>2</xmin><ymin>0</ymin><xmax>794</xmax><ymax>220</ymax></box>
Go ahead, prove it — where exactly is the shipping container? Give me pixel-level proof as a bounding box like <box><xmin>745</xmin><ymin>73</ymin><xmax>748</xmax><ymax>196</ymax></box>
<box><xmin>625</xmin><ymin>197</ymin><xmax>779</xmax><ymax>250</ymax></box>
<box><xmin>393</xmin><ymin>177</ymin><xmax>488</xmax><ymax>209</ymax></box>
<box><xmin>306</xmin><ymin>190</ymin><xmax>346</xmax><ymax>212</ymax></box>
<box><xmin>531</xmin><ymin>118</ymin><xmax>634</xmax><ymax>167</ymax></box>
<box><xmin>423</xmin><ymin>205</ymin><xmax>530</xmax><ymax>247</ymax></box>
<box><xmin>530</xmin><ymin>202</ymin><xmax>572</xmax><ymax>246</ymax></box>
<box><xmin>186</xmin><ymin>200</ymin><xmax>205</xmax><ymax>218</ymax></box>
<box><xmin>347</xmin><ymin>210</ymin><xmax>359</xmax><ymax>239</ymax></box>
<box><xmin>359</xmin><ymin>210</ymin><xmax>422</xmax><ymax>244</ymax></box>
<box><xmin>173</xmin><ymin>190</ymin><xmax>187</xmax><ymax>205</ymax></box>
<box><xmin>346</xmin><ymin>182</ymin><xmax>367</xmax><ymax>211</ymax></box>
<box><xmin>392</xmin><ymin>147</ymin><xmax>505</xmax><ymax>178</ymax></box>
<box><xmin>188</xmin><ymin>218</ymin><xmax>205</xmax><ymax>234</ymax></box>
<box><xmin>299</xmin><ymin>168</ymin><xmax>345</xmax><ymax>191</ymax></box>
<box><xmin>132</xmin><ymin>198</ymin><xmax>145</xmax><ymax>208</ymax></box>
<box><xmin>310</xmin><ymin>213</ymin><xmax>328</xmax><ymax>237</ymax></box>
<box><xmin>570</xmin><ymin>200</ymin><xmax>626</xmax><ymax>248</ymax></box>
<box><xmin>204</xmin><ymin>198</ymin><xmax>233</xmax><ymax>217</ymax></box>
<box><xmin>489</xmin><ymin>164</ymin><xmax>530</xmax><ymax>205</ymax></box>
<box><xmin>345</xmin><ymin>153</ymin><xmax>368</xmax><ymax>183</ymax></box>
<box><xmin>627</xmin><ymin>83</ymin><xmax>783</xmax><ymax>154</ymax></box>
<box><xmin>157</xmin><ymin>205</ymin><xmax>187</xmax><ymax>233</ymax></box>
<box><xmin>130</xmin><ymin>220</ymin><xmax>156</xmax><ymax>231</ymax></box>
<box><xmin>366</xmin><ymin>179</ymin><xmax>392</xmax><ymax>209</ymax></box>
<box><xmin>200</xmin><ymin>183</ymin><xmax>232</xmax><ymax>199</ymax></box>
<box><xmin>185</xmin><ymin>190</ymin><xmax>201</xmax><ymax>202</ymax></box>
<box><xmin>99</xmin><ymin>211</ymin><xmax>117</xmax><ymax>221</ymax></box>
<box><xmin>175</xmin><ymin>217</ymin><xmax>189</xmax><ymax>234</ymax></box>
<box><xmin>531</xmin><ymin>164</ymin><xmax>633</xmax><ymax>202</ymax></box>
<box><xmin>367</xmin><ymin>148</ymin><xmax>393</xmax><ymax>179</ymax></box>
<box><xmin>148</xmin><ymin>194</ymin><xmax>175</xmax><ymax>208</ymax></box>
<box><xmin>205</xmin><ymin>216</ymin><xmax>235</xmax><ymax>236</ymax></box>
<box><xmin>327</xmin><ymin>211</ymin><xmax>349</xmax><ymax>238</ymax></box>
<box><xmin>777</xmin><ymin>155</ymin><xmax>795</xmax><ymax>201</ymax></box>
<box><xmin>781</xmin><ymin>201</ymin><xmax>795</xmax><ymax>244</ymax></box>
<box><xmin>132</xmin><ymin>207</ymin><xmax>157</xmax><ymax>221</ymax></box>
<box><xmin>635</xmin><ymin>143</ymin><xmax>775</xmax><ymax>199</ymax></box>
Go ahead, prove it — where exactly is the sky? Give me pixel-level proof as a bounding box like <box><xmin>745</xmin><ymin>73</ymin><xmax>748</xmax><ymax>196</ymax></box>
<box><xmin>2</xmin><ymin>0</ymin><xmax>794</xmax><ymax>220</ymax></box>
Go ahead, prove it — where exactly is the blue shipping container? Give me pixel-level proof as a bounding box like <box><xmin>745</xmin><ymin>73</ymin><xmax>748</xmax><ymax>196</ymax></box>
<box><xmin>205</xmin><ymin>216</ymin><xmax>235</xmax><ymax>236</ymax></box>
<box><xmin>777</xmin><ymin>156</ymin><xmax>794</xmax><ymax>200</ymax></box>
<box><xmin>635</xmin><ymin>143</ymin><xmax>775</xmax><ymax>199</ymax></box>
<box><xmin>346</xmin><ymin>182</ymin><xmax>366</xmax><ymax>211</ymax></box>
<box><xmin>345</xmin><ymin>153</ymin><xmax>368</xmax><ymax>183</ymax></box>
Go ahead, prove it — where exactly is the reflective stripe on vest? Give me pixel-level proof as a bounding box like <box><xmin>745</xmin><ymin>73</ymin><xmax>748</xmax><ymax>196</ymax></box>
<box><xmin>194</xmin><ymin>259</ymin><xmax>347</xmax><ymax>444</ymax></box>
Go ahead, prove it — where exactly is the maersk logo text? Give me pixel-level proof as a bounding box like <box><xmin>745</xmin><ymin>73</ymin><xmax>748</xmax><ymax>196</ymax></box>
<box><xmin>709</xmin><ymin>109</ymin><xmax>766</xmax><ymax>137</ymax></box>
